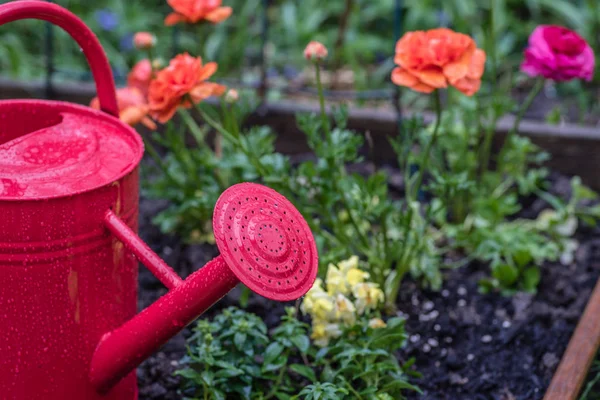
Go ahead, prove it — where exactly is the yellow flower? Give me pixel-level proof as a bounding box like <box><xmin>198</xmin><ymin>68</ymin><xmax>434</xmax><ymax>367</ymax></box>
<box><xmin>326</xmin><ymin>264</ymin><xmax>348</xmax><ymax>295</ymax></box>
<box><xmin>335</xmin><ymin>294</ymin><xmax>356</xmax><ymax>325</ymax></box>
<box><xmin>368</xmin><ymin>318</ymin><xmax>387</xmax><ymax>329</ymax></box>
<box><xmin>346</xmin><ymin>268</ymin><xmax>369</xmax><ymax>287</ymax></box>
<box><xmin>337</xmin><ymin>255</ymin><xmax>359</xmax><ymax>273</ymax></box>
<box><xmin>353</xmin><ymin>283</ymin><xmax>385</xmax><ymax>314</ymax></box>
<box><xmin>300</xmin><ymin>278</ymin><xmax>326</xmax><ymax>315</ymax></box>
<box><xmin>311</xmin><ymin>320</ymin><xmax>342</xmax><ymax>347</ymax></box>
<box><xmin>311</xmin><ymin>293</ymin><xmax>335</xmax><ymax>320</ymax></box>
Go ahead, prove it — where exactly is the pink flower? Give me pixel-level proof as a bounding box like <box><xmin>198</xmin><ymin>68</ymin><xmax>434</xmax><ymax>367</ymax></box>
<box><xmin>304</xmin><ymin>41</ymin><xmax>328</xmax><ymax>62</ymax></box>
<box><xmin>521</xmin><ymin>25</ymin><xmax>595</xmax><ymax>82</ymax></box>
<box><xmin>133</xmin><ymin>32</ymin><xmax>156</xmax><ymax>50</ymax></box>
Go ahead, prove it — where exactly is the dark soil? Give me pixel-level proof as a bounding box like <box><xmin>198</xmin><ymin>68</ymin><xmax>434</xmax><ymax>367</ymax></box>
<box><xmin>135</xmin><ymin>172</ymin><xmax>600</xmax><ymax>400</ymax></box>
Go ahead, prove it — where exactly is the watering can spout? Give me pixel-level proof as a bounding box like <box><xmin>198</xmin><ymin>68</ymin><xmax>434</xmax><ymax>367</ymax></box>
<box><xmin>89</xmin><ymin>253</ymin><xmax>238</xmax><ymax>393</ymax></box>
<box><xmin>90</xmin><ymin>183</ymin><xmax>318</xmax><ymax>393</ymax></box>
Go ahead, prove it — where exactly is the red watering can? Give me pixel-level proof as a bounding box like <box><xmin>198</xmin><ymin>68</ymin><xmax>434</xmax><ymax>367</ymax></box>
<box><xmin>0</xmin><ymin>2</ymin><xmax>318</xmax><ymax>399</ymax></box>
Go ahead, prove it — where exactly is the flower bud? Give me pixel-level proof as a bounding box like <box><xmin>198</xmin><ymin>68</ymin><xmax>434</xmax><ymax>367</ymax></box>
<box><xmin>225</xmin><ymin>89</ymin><xmax>239</xmax><ymax>103</ymax></box>
<box><xmin>133</xmin><ymin>32</ymin><xmax>156</xmax><ymax>50</ymax></box>
<box><xmin>304</xmin><ymin>41</ymin><xmax>328</xmax><ymax>62</ymax></box>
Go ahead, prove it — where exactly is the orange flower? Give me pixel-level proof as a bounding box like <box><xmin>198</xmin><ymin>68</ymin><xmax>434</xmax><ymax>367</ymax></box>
<box><xmin>165</xmin><ymin>0</ymin><xmax>232</xmax><ymax>25</ymax></box>
<box><xmin>128</xmin><ymin>59</ymin><xmax>153</xmax><ymax>96</ymax></box>
<box><xmin>391</xmin><ymin>28</ymin><xmax>486</xmax><ymax>96</ymax></box>
<box><xmin>148</xmin><ymin>53</ymin><xmax>226</xmax><ymax>123</ymax></box>
<box><xmin>91</xmin><ymin>87</ymin><xmax>157</xmax><ymax>130</ymax></box>
<box><xmin>304</xmin><ymin>41</ymin><xmax>328</xmax><ymax>62</ymax></box>
<box><xmin>133</xmin><ymin>32</ymin><xmax>156</xmax><ymax>50</ymax></box>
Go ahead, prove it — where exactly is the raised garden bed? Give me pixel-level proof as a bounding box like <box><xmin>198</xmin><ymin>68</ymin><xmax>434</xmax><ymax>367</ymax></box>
<box><xmin>135</xmin><ymin>164</ymin><xmax>600</xmax><ymax>400</ymax></box>
<box><xmin>4</xmin><ymin>77</ymin><xmax>600</xmax><ymax>399</ymax></box>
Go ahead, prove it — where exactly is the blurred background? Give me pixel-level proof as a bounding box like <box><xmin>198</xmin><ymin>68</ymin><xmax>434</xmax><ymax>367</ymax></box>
<box><xmin>0</xmin><ymin>0</ymin><xmax>599</xmax><ymax>122</ymax></box>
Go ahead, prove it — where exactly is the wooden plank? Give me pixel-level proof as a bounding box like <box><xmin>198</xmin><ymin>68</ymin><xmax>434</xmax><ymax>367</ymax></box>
<box><xmin>544</xmin><ymin>277</ymin><xmax>600</xmax><ymax>399</ymax></box>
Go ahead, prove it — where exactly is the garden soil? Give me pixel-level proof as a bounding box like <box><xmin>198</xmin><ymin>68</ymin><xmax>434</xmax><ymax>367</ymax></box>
<box><xmin>136</xmin><ymin>171</ymin><xmax>600</xmax><ymax>400</ymax></box>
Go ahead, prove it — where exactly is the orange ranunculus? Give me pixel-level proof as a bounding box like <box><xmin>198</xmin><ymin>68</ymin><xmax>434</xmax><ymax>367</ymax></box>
<box><xmin>165</xmin><ymin>0</ymin><xmax>232</xmax><ymax>25</ymax></box>
<box><xmin>128</xmin><ymin>59</ymin><xmax>153</xmax><ymax>96</ymax></box>
<box><xmin>91</xmin><ymin>87</ymin><xmax>157</xmax><ymax>130</ymax></box>
<box><xmin>391</xmin><ymin>28</ymin><xmax>486</xmax><ymax>96</ymax></box>
<box><xmin>148</xmin><ymin>53</ymin><xmax>226</xmax><ymax>123</ymax></box>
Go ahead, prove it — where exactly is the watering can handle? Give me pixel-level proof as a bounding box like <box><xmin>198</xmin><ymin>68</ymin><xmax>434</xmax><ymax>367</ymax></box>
<box><xmin>0</xmin><ymin>1</ymin><xmax>119</xmax><ymax>117</ymax></box>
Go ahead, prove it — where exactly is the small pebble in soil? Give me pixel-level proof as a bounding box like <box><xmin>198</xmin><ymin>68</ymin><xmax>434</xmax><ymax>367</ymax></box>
<box><xmin>467</xmin><ymin>354</ymin><xmax>475</xmax><ymax>361</ymax></box>
<box><xmin>444</xmin><ymin>336</ymin><xmax>453</xmax><ymax>344</ymax></box>
<box><xmin>502</xmin><ymin>320</ymin><xmax>512</xmax><ymax>328</ymax></box>
<box><xmin>441</xmin><ymin>289</ymin><xmax>450</xmax><ymax>297</ymax></box>
<box><xmin>423</xmin><ymin>344</ymin><xmax>431</xmax><ymax>353</ymax></box>
<box><xmin>411</xmin><ymin>294</ymin><xmax>420</xmax><ymax>306</ymax></box>
<box><xmin>428</xmin><ymin>338</ymin><xmax>439</xmax><ymax>347</ymax></box>
<box><xmin>481</xmin><ymin>335</ymin><xmax>493</xmax><ymax>344</ymax></box>
<box><xmin>440</xmin><ymin>348</ymin><xmax>448</xmax><ymax>357</ymax></box>
<box><xmin>457</xmin><ymin>286</ymin><xmax>467</xmax><ymax>296</ymax></box>
<box><xmin>419</xmin><ymin>310</ymin><xmax>439</xmax><ymax>322</ymax></box>
<box><xmin>423</xmin><ymin>301</ymin><xmax>435</xmax><ymax>311</ymax></box>
<box><xmin>433</xmin><ymin>324</ymin><xmax>441</xmax><ymax>332</ymax></box>
<box><xmin>542</xmin><ymin>353</ymin><xmax>559</xmax><ymax>369</ymax></box>
<box><xmin>457</xmin><ymin>299</ymin><xmax>467</xmax><ymax>307</ymax></box>
<box><xmin>410</xmin><ymin>334</ymin><xmax>421</xmax><ymax>343</ymax></box>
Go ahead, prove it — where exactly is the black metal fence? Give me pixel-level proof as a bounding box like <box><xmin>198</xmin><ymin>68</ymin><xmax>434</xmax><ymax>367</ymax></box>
<box><xmin>37</xmin><ymin>0</ymin><xmax>405</xmax><ymax>123</ymax></box>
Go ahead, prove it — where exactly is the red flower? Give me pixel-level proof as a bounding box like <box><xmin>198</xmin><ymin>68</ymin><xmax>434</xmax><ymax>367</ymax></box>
<box><xmin>391</xmin><ymin>28</ymin><xmax>486</xmax><ymax>96</ymax></box>
<box><xmin>133</xmin><ymin>32</ymin><xmax>156</xmax><ymax>50</ymax></box>
<box><xmin>165</xmin><ymin>0</ymin><xmax>232</xmax><ymax>25</ymax></box>
<box><xmin>148</xmin><ymin>53</ymin><xmax>226</xmax><ymax>123</ymax></box>
<box><xmin>521</xmin><ymin>25</ymin><xmax>595</xmax><ymax>82</ymax></box>
<box><xmin>127</xmin><ymin>59</ymin><xmax>153</xmax><ymax>96</ymax></box>
<box><xmin>91</xmin><ymin>87</ymin><xmax>157</xmax><ymax>130</ymax></box>
<box><xmin>304</xmin><ymin>41</ymin><xmax>328</xmax><ymax>62</ymax></box>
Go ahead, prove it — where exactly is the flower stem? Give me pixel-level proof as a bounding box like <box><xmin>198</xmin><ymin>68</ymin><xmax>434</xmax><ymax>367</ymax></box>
<box><xmin>497</xmin><ymin>77</ymin><xmax>544</xmax><ymax>172</ymax></box>
<box><xmin>315</xmin><ymin>63</ymin><xmax>329</xmax><ymax>134</ymax></box>
<box><xmin>412</xmin><ymin>89</ymin><xmax>443</xmax><ymax>197</ymax></box>
<box><xmin>389</xmin><ymin>90</ymin><xmax>443</xmax><ymax>306</ymax></box>
<box><xmin>194</xmin><ymin>103</ymin><xmax>270</xmax><ymax>177</ymax></box>
<box><xmin>315</xmin><ymin>61</ymin><xmax>369</xmax><ymax>249</ymax></box>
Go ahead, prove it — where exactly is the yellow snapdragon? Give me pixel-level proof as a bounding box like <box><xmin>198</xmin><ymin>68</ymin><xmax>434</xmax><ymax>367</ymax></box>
<box><xmin>353</xmin><ymin>282</ymin><xmax>385</xmax><ymax>314</ymax></box>
<box><xmin>301</xmin><ymin>256</ymin><xmax>386</xmax><ymax>347</ymax></box>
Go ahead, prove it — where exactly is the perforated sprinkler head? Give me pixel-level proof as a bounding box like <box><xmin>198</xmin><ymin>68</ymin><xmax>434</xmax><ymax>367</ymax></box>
<box><xmin>213</xmin><ymin>182</ymin><xmax>319</xmax><ymax>301</ymax></box>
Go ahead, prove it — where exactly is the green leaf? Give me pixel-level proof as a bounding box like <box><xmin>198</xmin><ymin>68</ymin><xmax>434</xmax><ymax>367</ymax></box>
<box><xmin>523</xmin><ymin>266</ymin><xmax>541</xmax><ymax>292</ymax></box>
<box><xmin>291</xmin><ymin>335</ymin><xmax>310</xmax><ymax>353</ymax></box>
<box><xmin>234</xmin><ymin>332</ymin><xmax>247</xmax><ymax>350</ymax></box>
<box><xmin>264</xmin><ymin>342</ymin><xmax>284</xmax><ymax>365</ymax></box>
<box><xmin>492</xmin><ymin>264</ymin><xmax>519</xmax><ymax>287</ymax></box>
<box><xmin>290</xmin><ymin>364</ymin><xmax>317</xmax><ymax>382</ymax></box>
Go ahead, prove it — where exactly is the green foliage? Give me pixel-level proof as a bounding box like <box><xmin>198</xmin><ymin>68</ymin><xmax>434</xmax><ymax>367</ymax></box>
<box><xmin>176</xmin><ymin>307</ymin><xmax>417</xmax><ymax>399</ymax></box>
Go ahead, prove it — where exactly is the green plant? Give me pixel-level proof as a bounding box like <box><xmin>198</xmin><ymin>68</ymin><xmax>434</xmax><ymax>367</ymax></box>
<box><xmin>176</xmin><ymin>307</ymin><xmax>418</xmax><ymax>399</ymax></box>
<box><xmin>177</xmin><ymin>307</ymin><xmax>312</xmax><ymax>399</ymax></box>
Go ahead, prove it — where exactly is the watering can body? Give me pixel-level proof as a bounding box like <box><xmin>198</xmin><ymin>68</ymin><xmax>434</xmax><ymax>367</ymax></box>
<box><xmin>0</xmin><ymin>2</ymin><xmax>147</xmax><ymax>398</ymax></box>
<box><xmin>0</xmin><ymin>2</ymin><xmax>319</xmax><ymax>399</ymax></box>
<box><xmin>0</xmin><ymin>109</ymin><xmax>141</xmax><ymax>399</ymax></box>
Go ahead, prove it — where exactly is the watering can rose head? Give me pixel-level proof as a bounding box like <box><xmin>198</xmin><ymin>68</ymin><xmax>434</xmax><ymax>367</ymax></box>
<box><xmin>521</xmin><ymin>25</ymin><xmax>595</xmax><ymax>82</ymax></box>
<box><xmin>391</xmin><ymin>28</ymin><xmax>486</xmax><ymax>96</ymax></box>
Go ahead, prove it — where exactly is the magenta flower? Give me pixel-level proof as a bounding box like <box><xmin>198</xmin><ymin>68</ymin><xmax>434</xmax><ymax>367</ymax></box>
<box><xmin>521</xmin><ymin>25</ymin><xmax>595</xmax><ymax>82</ymax></box>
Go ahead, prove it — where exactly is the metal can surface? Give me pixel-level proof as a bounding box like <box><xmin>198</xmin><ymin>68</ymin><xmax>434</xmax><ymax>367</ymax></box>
<box><xmin>0</xmin><ymin>100</ymin><xmax>144</xmax><ymax>399</ymax></box>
